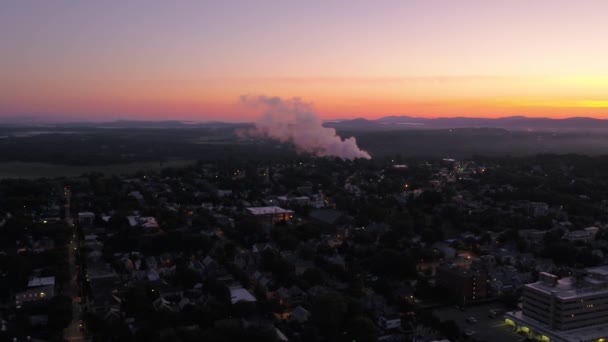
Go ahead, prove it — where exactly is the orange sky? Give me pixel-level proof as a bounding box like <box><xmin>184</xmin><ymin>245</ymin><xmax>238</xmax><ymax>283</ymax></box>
<box><xmin>1</xmin><ymin>1</ymin><xmax>608</xmax><ymax>121</ymax></box>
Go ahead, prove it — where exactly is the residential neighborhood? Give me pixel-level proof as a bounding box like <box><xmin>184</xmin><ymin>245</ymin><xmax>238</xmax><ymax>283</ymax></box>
<box><xmin>2</xmin><ymin>155</ymin><xmax>608</xmax><ymax>341</ymax></box>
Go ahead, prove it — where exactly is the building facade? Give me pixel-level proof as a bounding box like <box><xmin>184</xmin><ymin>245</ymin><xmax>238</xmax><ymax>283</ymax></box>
<box><xmin>436</xmin><ymin>263</ymin><xmax>487</xmax><ymax>304</ymax></box>
<box><xmin>506</xmin><ymin>267</ymin><xmax>608</xmax><ymax>342</ymax></box>
<box><xmin>246</xmin><ymin>206</ymin><xmax>293</xmax><ymax>224</ymax></box>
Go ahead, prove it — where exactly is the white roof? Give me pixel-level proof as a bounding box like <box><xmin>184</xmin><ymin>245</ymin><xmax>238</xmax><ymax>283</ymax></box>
<box><xmin>127</xmin><ymin>216</ymin><xmax>159</xmax><ymax>228</ymax></box>
<box><xmin>527</xmin><ymin>266</ymin><xmax>608</xmax><ymax>299</ymax></box>
<box><xmin>247</xmin><ymin>206</ymin><xmax>293</xmax><ymax>216</ymax></box>
<box><xmin>28</xmin><ymin>276</ymin><xmax>55</xmax><ymax>287</ymax></box>
<box><xmin>229</xmin><ymin>286</ymin><xmax>257</xmax><ymax>304</ymax></box>
<box><xmin>276</xmin><ymin>328</ymin><xmax>289</xmax><ymax>342</ymax></box>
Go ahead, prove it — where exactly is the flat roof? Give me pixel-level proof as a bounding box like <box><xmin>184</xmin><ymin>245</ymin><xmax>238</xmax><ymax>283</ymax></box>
<box><xmin>587</xmin><ymin>266</ymin><xmax>608</xmax><ymax>276</ymax></box>
<box><xmin>246</xmin><ymin>206</ymin><xmax>293</xmax><ymax>216</ymax></box>
<box><xmin>526</xmin><ymin>266</ymin><xmax>608</xmax><ymax>300</ymax></box>
<box><xmin>28</xmin><ymin>276</ymin><xmax>55</xmax><ymax>287</ymax></box>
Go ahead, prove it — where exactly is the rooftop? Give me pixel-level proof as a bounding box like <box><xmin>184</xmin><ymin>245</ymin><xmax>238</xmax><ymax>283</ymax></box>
<box><xmin>246</xmin><ymin>206</ymin><xmax>293</xmax><ymax>216</ymax></box>
<box><xmin>229</xmin><ymin>286</ymin><xmax>257</xmax><ymax>304</ymax></box>
<box><xmin>127</xmin><ymin>216</ymin><xmax>159</xmax><ymax>228</ymax></box>
<box><xmin>526</xmin><ymin>266</ymin><xmax>608</xmax><ymax>299</ymax></box>
<box><xmin>28</xmin><ymin>276</ymin><xmax>55</xmax><ymax>287</ymax></box>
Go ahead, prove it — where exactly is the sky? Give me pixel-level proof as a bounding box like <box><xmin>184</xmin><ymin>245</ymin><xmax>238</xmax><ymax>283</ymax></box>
<box><xmin>1</xmin><ymin>0</ymin><xmax>608</xmax><ymax>122</ymax></box>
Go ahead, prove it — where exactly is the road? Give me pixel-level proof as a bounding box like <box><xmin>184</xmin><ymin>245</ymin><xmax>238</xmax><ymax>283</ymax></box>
<box><xmin>62</xmin><ymin>192</ymin><xmax>89</xmax><ymax>342</ymax></box>
<box><xmin>434</xmin><ymin>302</ymin><xmax>522</xmax><ymax>342</ymax></box>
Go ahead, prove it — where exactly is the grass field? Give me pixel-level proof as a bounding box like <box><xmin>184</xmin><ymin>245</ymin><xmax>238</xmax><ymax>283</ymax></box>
<box><xmin>0</xmin><ymin>159</ymin><xmax>196</xmax><ymax>179</ymax></box>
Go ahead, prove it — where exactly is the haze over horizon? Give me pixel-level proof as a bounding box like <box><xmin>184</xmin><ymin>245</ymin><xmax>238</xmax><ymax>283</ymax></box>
<box><xmin>2</xmin><ymin>0</ymin><xmax>608</xmax><ymax>122</ymax></box>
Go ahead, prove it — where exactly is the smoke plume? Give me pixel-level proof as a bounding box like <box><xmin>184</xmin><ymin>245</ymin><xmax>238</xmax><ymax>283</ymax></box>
<box><xmin>240</xmin><ymin>96</ymin><xmax>371</xmax><ymax>160</ymax></box>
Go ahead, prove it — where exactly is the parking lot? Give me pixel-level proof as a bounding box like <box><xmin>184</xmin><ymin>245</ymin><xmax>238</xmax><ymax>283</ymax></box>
<box><xmin>434</xmin><ymin>302</ymin><xmax>523</xmax><ymax>342</ymax></box>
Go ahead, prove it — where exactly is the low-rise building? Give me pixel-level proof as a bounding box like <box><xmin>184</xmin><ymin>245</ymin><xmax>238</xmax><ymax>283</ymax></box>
<box><xmin>246</xmin><ymin>206</ymin><xmax>293</xmax><ymax>224</ymax></box>
<box><xmin>229</xmin><ymin>285</ymin><xmax>257</xmax><ymax>304</ymax></box>
<box><xmin>78</xmin><ymin>212</ymin><xmax>96</xmax><ymax>226</ymax></box>
<box><xmin>16</xmin><ymin>276</ymin><xmax>55</xmax><ymax>308</ymax></box>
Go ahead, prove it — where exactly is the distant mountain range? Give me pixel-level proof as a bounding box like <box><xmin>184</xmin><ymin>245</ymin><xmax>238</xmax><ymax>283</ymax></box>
<box><xmin>61</xmin><ymin>120</ymin><xmax>251</xmax><ymax>129</ymax></box>
<box><xmin>0</xmin><ymin>120</ymin><xmax>251</xmax><ymax>129</ymax></box>
<box><xmin>2</xmin><ymin>116</ymin><xmax>608</xmax><ymax>131</ymax></box>
<box><xmin>325</xmin><ymin>116</ymin><xmax>608</xmax><ymax>131</ymax></box>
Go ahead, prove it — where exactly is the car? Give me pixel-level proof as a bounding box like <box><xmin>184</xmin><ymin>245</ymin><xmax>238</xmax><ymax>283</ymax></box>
<box><xmin>488</xmin><ymin>309</ymin><xmax>498</xmax><ymax>317</ymax></box>
<box><xmin>466</xmin><ymin>316</ymin><xmax>477</xmax><ymax>324</ymax></box>
<box><xmin>464</xmin><ymin>329</ymin><xmax>476</xmax><ymax>336</ymax></box>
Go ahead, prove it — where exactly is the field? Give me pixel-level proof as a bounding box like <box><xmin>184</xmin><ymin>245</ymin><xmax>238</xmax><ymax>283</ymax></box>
<box><xmin>0</xmin><ymin>160</ymin><xmax>195</xmax><ymax>179</ymax></box>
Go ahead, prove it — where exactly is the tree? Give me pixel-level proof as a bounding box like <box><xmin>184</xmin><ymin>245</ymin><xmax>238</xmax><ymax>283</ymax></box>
<box><xmin>233</xmin><ymin>300</ymin><xmax>257</xmax><ymax>318</ymax></box>
<box><xmin>312</xmin><ymin>291</ymin><xmax>347</xmax><ymax>337</ymax></box>
<box><xmin>301</xmin><ymin>268</ymin><xmax>325</xmax><ymax>288</ymax></box>
<box><xmin>345</xmin><ymin>316</ymin><xmax>378</xmax><ymax>342</ymax></box>
<box><xmin>439</xmin><ymin>320</ymin><xmax>461</xmax><ymax>340</ymax></box>
<box><xmin>48</xmin><ymin>295</ymin><xmax>73</xmax><ymax>332</ymax></box>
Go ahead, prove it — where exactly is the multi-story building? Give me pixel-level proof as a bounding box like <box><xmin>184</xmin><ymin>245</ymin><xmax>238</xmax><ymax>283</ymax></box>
<box><xmin>436</xmin><ymin>263</ymin><xmax>487</xmax><ymax>304</ymax></box>
<box><xmin>506</xmin><ymin>267</ymin><xmax>608</xmax><ymax>342</ymax></box>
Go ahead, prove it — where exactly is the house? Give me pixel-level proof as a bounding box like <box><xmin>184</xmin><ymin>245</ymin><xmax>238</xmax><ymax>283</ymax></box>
<box><xmin>309</xmin><ymin>209</ymin><xmax>346</xmax><ymax>226</ymax></box>
<box><xmin>15</xmin><ymin>276</ymin><xmax>55</xmax><ymax>308</ymax></box>
<box><xmin>251</xmin><ymin>271</ymin><xmax>273</xmax><ymax>290</ymax></box>
<box><xmin>78</xmin><ymin>212</ymin><xmax>96</xmax><ymax>226</ymax></box>
<box><xmin>275</xmin><ymin>327</ymin><xmax>289</xmax><ymax>342</ymax></box>
<box><xmin>288</xmin><ymin>306</ymin><xmax>310</xmax><ymax>323</ymax></box>
<box><xmin>152</xmin><ymin>297</ymin><xmax>173</xmax><ymax>312</ymax></box>
<box><xmin>277</xmin><ymin>196</ymin><xmax>310</xmax><ymax>207</ymax></box>
<box><xmin>432</xmin><ymin>242</ymin><xmax>456</xmax><ymax>260</ymax></box>
<box><xmin>564</xmin><ymin>230</ymin><xmax>594</xmax><ymax>243</ymax></box>
<box><xmin>378</xmin><ymin>316</ymin><xmax>402</xmax><ymax>330</ymax></box>
<box><xmin>273</xmin><ymin>286</ymin><xmax>305</xmax><ymax>306</ymax></box>
<box><xmin>518</xmin><ymin>229</ymin><xmax>546</xmax><ymax>244</ymax></box>
<box><xmin>246</xmin><ymin>206</ymin><xmax>293</xmax><ymax>224</ymax></box>
<box><xmin>130</xmin><ymin>191</ymin><xmax>145</xmax><ymax>205</ymax></box>
<box><xmin>229</xmin><ymin>285</ymin><xmax>256</xmax><ymax>304</ymax></box>
<box><xmin>217</xmin><ymin>190</ymin><xmax>233</xmax><ymax>197</ymax></box>
<box><xmin>127</xmin><ymin>216</ymin><xmax>160</xmax><ymax>232</ymax></box>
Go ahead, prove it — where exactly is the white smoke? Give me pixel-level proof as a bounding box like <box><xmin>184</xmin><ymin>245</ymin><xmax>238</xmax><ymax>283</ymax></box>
<box><xmin>240</xmin><ymin>96</ymin><xmax>371</xmax><ymax>160</ymax></box>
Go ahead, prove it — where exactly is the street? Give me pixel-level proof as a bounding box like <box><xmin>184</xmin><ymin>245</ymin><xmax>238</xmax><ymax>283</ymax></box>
<box><xmin>62</xmin><ymin>192</ymin><xmax>89</xmax><ymax>342</ymax></box>
<box><xmin>434</xmin><ymin>302</ymin><xmax>522</xmax><ymax>342</ymax></box>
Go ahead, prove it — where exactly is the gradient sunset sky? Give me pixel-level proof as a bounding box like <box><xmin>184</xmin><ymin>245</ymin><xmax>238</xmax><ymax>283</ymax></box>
<box><xmin>2</xmin><ymin>0</ymin><xmax>608</xmax><ymax>122</ymax></box>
